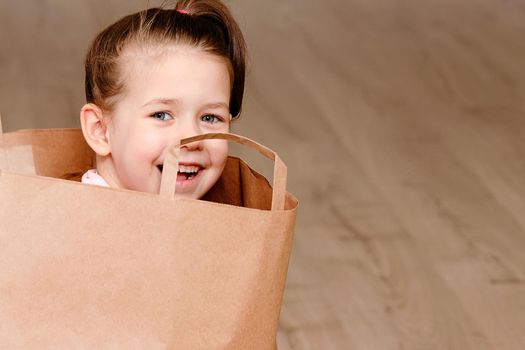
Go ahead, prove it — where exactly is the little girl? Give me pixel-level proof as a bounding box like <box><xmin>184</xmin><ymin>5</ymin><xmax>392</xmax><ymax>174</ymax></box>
<box><xmin>80</xmin><ymin>0</ymin><xmax>247</xmax><ymax>199</ymax></box>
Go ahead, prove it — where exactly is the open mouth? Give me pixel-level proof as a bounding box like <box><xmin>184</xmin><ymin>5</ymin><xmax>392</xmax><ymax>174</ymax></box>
<box><xmin>157</xmin><ymin>164</ymin><xmax>201</xmax><ymax>180</ymax></box>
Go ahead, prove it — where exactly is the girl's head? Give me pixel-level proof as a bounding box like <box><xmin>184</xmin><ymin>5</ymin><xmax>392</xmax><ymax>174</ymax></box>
<box><xmin>80</xmin><ymin>0</ymin><xmax>247</xmax><ymax>198</ymax></box>
<box><xmin>85</xmin><ymin>0</ymin><xmax>246</xmax><ymax>118</ymax></box>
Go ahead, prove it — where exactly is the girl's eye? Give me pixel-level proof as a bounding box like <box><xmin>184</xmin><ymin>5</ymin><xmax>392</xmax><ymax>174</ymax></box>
<box><xmin>201</xmin><ymin>114</ymin><xmax>223</xmax><ymax>124</ymax></box>
<box><xmin>151</xmin><ymin>112</ymin><xmax>173</xmax><ymax>121</ymax></box>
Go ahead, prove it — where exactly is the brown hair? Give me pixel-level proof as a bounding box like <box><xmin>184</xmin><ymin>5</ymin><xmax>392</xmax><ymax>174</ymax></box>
<box><xmin>84</xmin><ymin>0</ymin><xmax>247</xmax><ymax>118</ymax></box>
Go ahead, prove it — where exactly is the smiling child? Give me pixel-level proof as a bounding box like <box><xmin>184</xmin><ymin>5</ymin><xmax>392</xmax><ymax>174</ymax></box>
<box><xmin>80</xmin><ymin>0</ymin><xmax>246</xmax><ymax>199</ymax></box>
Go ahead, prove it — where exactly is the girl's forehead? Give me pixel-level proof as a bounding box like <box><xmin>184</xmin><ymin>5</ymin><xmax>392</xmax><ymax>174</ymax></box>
<box><xmin>118</xmin><ymin>43</ymin><xmax>232</xmax><ymax>84</ymax></box>
<box><xmin>119</xmin><ymin>44</ymin><xmax>184</xmax><ymax>71</ymax></box>
<box><xmin>113</xmin><ymin>43</ymin><xmax>232</xmax><ymax>107</ymax></box>
<box><xmin>119</xmin><ymin>42</ymin><xmax>226</xmax><ymax>64</ymax></box>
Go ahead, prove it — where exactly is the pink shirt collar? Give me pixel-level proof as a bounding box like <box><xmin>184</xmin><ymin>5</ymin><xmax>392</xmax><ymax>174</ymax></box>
<box><xmin>81</xmin><ymin>169</ymin><xmax>110</xmax><ymax>187</ymax></box>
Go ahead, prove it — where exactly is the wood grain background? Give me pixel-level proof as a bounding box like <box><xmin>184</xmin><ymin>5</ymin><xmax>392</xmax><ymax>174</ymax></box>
<box><xmin>2</xmin><ymin>0</ymin><xmax>525</xmax><ymax>349</ymax></box>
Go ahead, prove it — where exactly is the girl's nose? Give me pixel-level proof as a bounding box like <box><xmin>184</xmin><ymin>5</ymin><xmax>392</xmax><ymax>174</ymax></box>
<box><xmin>180</xmin><ymin>138</ymin><xmax>203</xmax><ymax>152</ymax></box>
<box><xmin>177</xmin><ymin>117</ymin><xmax>203</xmax><ymax>151</ymax></box>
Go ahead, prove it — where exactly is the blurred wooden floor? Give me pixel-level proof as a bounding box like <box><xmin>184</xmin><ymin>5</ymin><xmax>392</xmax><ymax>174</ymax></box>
<box><xmin>2</xmin><ymin>0</ymin><xmax>525</xmax><ymax>349</ymax></box>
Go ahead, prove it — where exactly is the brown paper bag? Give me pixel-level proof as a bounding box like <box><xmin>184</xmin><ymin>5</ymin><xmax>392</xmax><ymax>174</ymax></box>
<box><xmin>0</xmin><ymin>117</ymin><xmax>298</xmax><ymax>349</ymax></box>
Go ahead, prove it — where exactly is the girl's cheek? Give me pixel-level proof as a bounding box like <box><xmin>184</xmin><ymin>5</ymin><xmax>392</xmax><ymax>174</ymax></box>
<box><xmin>131</xmin><ymin>133</ymin><xmax>166</xmax><ymax>161</ymax></box>
<box><xmin>210</xmin><ymin>140</ymin><xmax>229</xmax><ymax>163</ymax></box>
<box><xmin>142</xmin><ymin>129</ymin><xmax>168</xmax><ymax>147</ymax></box>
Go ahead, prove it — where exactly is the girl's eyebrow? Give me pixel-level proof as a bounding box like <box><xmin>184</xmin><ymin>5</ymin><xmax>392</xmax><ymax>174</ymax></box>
<box><xmin>141</xmin><ymin>99</ymin><xmax>228</xmax><ymax>109</ymax></box>
<box><xmin>141</xmin><ymin>98</ymin><xmax>179</xmax><ymax>108</ymax></box>
<box><xmin>204</xmin><ymin>102</ymin><xmax>229</xmax><ymax>109</ymax></box>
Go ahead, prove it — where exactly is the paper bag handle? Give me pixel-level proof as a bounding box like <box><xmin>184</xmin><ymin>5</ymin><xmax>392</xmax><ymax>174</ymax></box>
<box><xmin>160</xmin><ymin>133</ymin><xmax>287</xmax><ymax>211</ymax></box>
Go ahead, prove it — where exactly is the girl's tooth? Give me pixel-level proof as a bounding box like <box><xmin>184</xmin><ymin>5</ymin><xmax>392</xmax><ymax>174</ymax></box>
<box><xmin>177</xmin><ymin>165</ymin><xmax>200</xmax><ymax>174</ymax></box>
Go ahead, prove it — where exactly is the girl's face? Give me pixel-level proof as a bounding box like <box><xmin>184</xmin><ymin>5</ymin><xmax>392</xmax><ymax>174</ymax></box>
<box><xmin>101</xmin><ymin>45</ymin><xmax>231</xmax><ymax>198</ymax></box>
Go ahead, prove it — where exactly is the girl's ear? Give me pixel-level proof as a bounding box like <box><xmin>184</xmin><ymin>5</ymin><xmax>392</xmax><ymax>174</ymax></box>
<box><xmin>80</xmin><ymin>103</ymin><xmax>111</xmax><ymax>156</ymax></box>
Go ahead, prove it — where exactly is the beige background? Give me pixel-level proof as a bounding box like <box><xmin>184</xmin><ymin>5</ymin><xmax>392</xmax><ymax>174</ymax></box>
<box><xmin>2</xmin><ymin>0</ymin><xmax>525</xmax><ymax>349</ymax></box>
